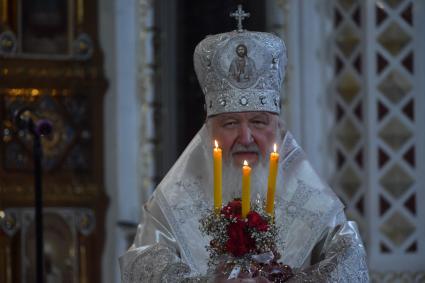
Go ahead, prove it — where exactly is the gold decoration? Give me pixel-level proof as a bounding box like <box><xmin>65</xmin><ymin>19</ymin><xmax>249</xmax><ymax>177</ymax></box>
<box><xmin>6</xmin><ymin>245</ymin><xmax>12</xmax><ymax>283</ymax></box>
<box><xmin>338</xmin><ymin>0</ymin><xmax>356</xmax><ymax>10</ymax></box>
<box><xmin>337</xmin><ymin>118</ymin><xmax>361</xmax><ymax>151</ymax></box>
<box><xmin>0</xmin><ymin>66</ymin><xmax>101</xmax><ymax>80</ymax></box>
<box><xmin>380</xmin><ymin>212</ymin><xmax>415</xmax><ymax>246</ymax></box>
<box><xmin>380</xmin><ymin>164</ymin><xmax>413</xmax><ymax>198</ymax></box>
<box><xmin>378</xmin><ymin>70</ymin><xmax>412</xmax><ymax>104</ymax></box>
<box><xmin>0</xmin><ymin>180</ymin><xmax>99</xmax><ymax>205</ymax></box>
<box><xmin>336</xmin><ymin>24</ymin><xmax>360</xmax><ymax>57</ymax></box>
<box><xmin>379</xmin><ymin>118</ymin><xmax>412</xmax><ymax>150</ymax></box>
<box><xmin>378</xmin><ymin>23</ymin><xmax>411</xmax><ymax>56</ymax></box>
<box><xmin>78</xmin><ymin>0</ymin><xmax>84</xmax><ymax>25</ymax></box>
<box><xmin>384</xmin><ymin>0</ymin><xmax>404</xmax><ymax>9</ymax></box>
<box><xmin>337</xmin><ymin>72</ymin><xmax>361</xmax><ymax>103</ymax></box>
<box><xmin>1</xmin><ymin>0</ymin><xmax>7</xmax><ymax>24</ymax></box>
<box><xmin>0</xmin><ymin>1</ymin><xmax>107</xmax><ymax>282</ymax></box>
<box><xmin>80</xmin><ymin>245</ymin><xmax>87</xmax><ymax>283</ymax></box>
<box><xmin>2</xmin><ymin>88</ymin><xmax>71</xmax><ymax>97</ymax></box>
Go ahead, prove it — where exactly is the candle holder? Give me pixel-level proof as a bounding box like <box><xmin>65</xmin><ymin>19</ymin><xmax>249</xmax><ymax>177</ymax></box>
<box><xmin>199</xmin><ymin>198</ymin><xmax>293</xmax><ymax>282</ymax></box>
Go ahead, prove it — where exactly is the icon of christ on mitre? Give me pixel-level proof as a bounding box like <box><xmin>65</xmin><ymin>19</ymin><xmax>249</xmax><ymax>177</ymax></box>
<box><xmin>120</xmin><ymin>4</ymin><xmax>369</xmax><ymax>282</ymax></box>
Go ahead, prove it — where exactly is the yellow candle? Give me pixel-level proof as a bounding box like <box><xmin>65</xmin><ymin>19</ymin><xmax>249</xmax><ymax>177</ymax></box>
<box><xmin>241</xmin><ymin>160</ymin><xmax>251</xmax><ymax>218</ymax></box>
<box><xmin>213</xmin><ymin>140</ymin><xmax>222</xmax><ymax>213</ymax></box>
<box><xmin>266</xmin><ymin>144</ymin><xmax>280</xmax><ymax>215</ymax></box>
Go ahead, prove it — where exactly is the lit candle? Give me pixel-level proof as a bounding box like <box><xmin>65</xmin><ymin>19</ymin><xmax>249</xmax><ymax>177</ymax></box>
<box><xmin>241</xmin><ymin>160</ymin><xmax>251</xmax><ymax>218</ymax></box>
<box><xmin>213</xmin><ymin>140</ymin><xmax>222</xmax><ymax>213</ymax></box>
<box><xmin>266</xmin><ymin>144</ymin><xmax>280</xmax><ymax>215</ymax></box>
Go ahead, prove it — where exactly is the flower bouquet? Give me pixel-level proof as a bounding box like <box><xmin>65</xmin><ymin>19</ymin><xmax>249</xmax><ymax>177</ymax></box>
<box><xmin>200</xmin><ymin>198</ymin><xmax>293</xmax><ymax>282</ymax></box>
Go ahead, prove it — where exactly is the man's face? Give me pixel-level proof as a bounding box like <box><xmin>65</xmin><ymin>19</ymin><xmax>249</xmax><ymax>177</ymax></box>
<box><xmin>207</xmin><ymin>112</ymin><xmax>280</xmax><ymax>167</ymax></box>
<box><xmin>236</xmin><ymin>46</ymin><xmax>246</xmax><ymax>57</ymax></box>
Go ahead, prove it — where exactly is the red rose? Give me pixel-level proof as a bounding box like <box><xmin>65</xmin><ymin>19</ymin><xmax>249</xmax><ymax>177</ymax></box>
<box><xmin>221</xmin><ymin>199</ymin><xmax>242</xmax><ymax>219</ymax></box>
<box><xmin>226</xmin><ymin>220</ymin><xmax>255</xmax><ymax>256</ymax></box>
<box><xmin>256</xmin><ymin>222</ymin><xmax>269</xmax><ymax>232</ymax></box>
<box><xmin>247</xmin><ymin>211</ymin><xmax>269</xmax><ymax>232</ymax></box>
<box><xmin>227</xmin><ymin>220</ymin><xmax>245</xmax><ymax>239</ymax></box>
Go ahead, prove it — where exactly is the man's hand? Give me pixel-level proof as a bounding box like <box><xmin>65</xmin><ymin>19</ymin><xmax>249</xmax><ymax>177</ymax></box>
<box><xmin>212</xmin><ymin>261</ymin><xmax>271</xmax><ymax>282</ymax></box>
<box><xmin>213</xmin><ymin>273</ymin><xmax>270</xmax><ymax>283</ymax></box>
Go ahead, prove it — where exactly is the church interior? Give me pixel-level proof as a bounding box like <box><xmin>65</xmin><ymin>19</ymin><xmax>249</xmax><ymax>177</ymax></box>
<box><xmin>0</xmin><ymin>0</ymin><xmax>424</xmax><ymax>282</ymax></box>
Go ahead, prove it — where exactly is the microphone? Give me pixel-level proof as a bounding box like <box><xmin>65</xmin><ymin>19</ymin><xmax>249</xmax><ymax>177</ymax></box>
<box><xmin>14</xmin><ymin>108</ymin><xmax>53</xmax><ymax>136</ymax></box>
<box><xmin>14</xmin><ymin>108</ymin><xmax>52</xmax><ymax>283</ymax></box>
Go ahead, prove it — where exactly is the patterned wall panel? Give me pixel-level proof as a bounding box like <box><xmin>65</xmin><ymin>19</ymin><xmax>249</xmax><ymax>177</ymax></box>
<box><xmin>331</xmin><ymin>0</ymin><xmax>367</xmax><ymax>241</ymax></box>
<box><xmin>372</xmin><ymin>0</ymin><xmax>422</xmax><ymax>269</ymax></box>
<box><xmin>330</xmin><ymin>0</ymin><xmax>425</xmax><ymax>280</ymax></box>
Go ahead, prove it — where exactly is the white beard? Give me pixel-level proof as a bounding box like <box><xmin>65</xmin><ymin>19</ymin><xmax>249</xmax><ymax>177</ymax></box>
<box><xmin>221</xmin><ymin>158</ymin><xmax>280</xmax><ymax>204</ymax></box>
<box><xmin>203</xmin><ymin>119</ymin><xmax>286</xmax><ymax>205</ymax></box>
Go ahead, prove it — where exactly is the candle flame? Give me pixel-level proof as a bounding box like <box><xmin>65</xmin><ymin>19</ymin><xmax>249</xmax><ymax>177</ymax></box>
<box><xmin>214</xmin><ymin>140</ymin><xmax>218</xmax><ymax>148</ymax></box>
<box><xmin>243</xmin><ymin>160</ymin><xmax>248</xmax><ymax>166</ymax></box>
<box><xmin>274</xmin><ymin>143</ymin><xmax>277</xmax><ymax>152</ymax></box>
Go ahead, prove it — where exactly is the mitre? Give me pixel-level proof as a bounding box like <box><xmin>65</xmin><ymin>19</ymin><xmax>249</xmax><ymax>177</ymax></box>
<box><xmin>194</xmin><ymin>28</ymin><xmax>287</xmax><ymax>117</ymax></box>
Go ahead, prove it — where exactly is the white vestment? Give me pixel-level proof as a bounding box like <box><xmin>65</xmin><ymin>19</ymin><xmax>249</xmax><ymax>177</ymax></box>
<box><xmin>119</xmin><ymin>126</ymin><xmax>369</xmax><ymax>282</ymax></box>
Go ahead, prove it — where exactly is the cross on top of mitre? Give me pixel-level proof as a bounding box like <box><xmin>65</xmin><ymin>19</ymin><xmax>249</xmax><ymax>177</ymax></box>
<box><xmin>230</xmin><ymin>4</ymin><xmax>250</xmax><ymax>32</ymax></box>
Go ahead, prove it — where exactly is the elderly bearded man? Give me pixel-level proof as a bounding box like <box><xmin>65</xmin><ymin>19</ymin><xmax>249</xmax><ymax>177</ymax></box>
<box><xmin>120</xmin><ymin>9</ymin><xmax>369</xmax><ymax>283</ymax></box>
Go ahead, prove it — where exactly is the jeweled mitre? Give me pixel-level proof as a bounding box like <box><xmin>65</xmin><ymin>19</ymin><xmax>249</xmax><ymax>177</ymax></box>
<box><xmin>194</xmin><ymin>30</ymin><xmax>287</xmax><ymax>116</ymax></box>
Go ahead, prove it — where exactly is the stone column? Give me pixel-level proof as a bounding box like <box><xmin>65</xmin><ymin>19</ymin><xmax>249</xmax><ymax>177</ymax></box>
<box><xmin>137</xmin><ymin>0</ymin><xmax>156</xmax><ymax>206</ymax></box>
